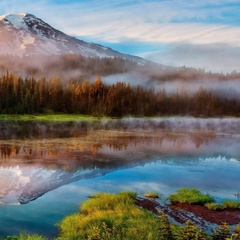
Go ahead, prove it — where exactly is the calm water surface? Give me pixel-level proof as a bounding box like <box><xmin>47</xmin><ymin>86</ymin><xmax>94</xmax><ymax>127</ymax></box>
<box><xmin>0</xmin><ymin>118</ymin><xmax>239</xmax><ymax>238</ymax></box>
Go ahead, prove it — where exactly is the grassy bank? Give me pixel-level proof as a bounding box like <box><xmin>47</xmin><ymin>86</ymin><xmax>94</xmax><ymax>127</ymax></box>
<box><xmin>0</xmin><ymin>114</ymin><xmax>109</xmax><ymax>122</ymax></box>
<box><xmin>167</xmin><ymin>188</ymin><xmax>214</xmax><ymax>205</ymax></box>
<box><xmin>57</xmin><ymin>191</ymin><xmax>160</xmax><ymax>240</ymax></box>
<box><xmin>2</xmin><ymin>190</ymin><xmax>240</xmax><ymax>239</ymax></box>
<box><xmin>56</xmin><ymin>191</ymin><xmax>240</xmax><ymax>240</ymax></box>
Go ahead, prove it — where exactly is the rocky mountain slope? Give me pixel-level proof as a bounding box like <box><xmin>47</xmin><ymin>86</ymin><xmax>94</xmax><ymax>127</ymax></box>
<box><xmin>0</xmin><ymin>13</ymin><xmax>146</xmax><ymax>64</ymax></box>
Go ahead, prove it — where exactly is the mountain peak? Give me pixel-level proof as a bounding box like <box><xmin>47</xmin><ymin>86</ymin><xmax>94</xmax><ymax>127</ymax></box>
<box><xmin>0</xmin><ymin>13</ymin><xmax>28</xmax><ymax>29</ymax></box>
<box><xmin>0</xmin><ymin>13</ymin><xmax>27</xmax><ymax>19</ymax></box>
<box><xmin>0</xmin><ymin>13</ymin><xmax>149</xmax><ymax>65</ymax></box>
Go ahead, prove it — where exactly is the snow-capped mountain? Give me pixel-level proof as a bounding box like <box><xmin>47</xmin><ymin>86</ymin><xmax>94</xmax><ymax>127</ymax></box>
<box><xmin>0</xmin><ymin>13</ymin><xmax>147</xmax><ymax>64</ymax></box>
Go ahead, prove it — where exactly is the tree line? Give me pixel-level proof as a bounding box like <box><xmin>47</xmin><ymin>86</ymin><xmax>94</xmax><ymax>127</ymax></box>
<box><xmin>0</xmin><ymin>54</ymin><xmax>140</xmax><ymax>80</ymax></box>
<box><xmin>0</xmin><ymin>72</ymin><xmax>240</xmax><ymax>117</ymax></box>
<box><xmin>1</xmin><ymin>54</ymin><xmax>240</xmax><ymax>82</ymax></box>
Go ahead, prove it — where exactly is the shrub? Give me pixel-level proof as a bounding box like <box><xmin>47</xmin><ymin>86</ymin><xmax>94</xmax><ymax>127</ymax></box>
<box><xmin>157</xmin><ymin>212</ymin><xmax>173</xmax><ymax>240</ymax></box>
<box><xmin>222</xmin><ymin>200</ymin><xmax>240</xmax><ymax>209</ymax></box>
<box><xmin>235</xmin><ymin>225</ymin><xmax>240</xmax><ymax>234</ymax></box>
<box><xmin>174</xmin><ymin>220</ymin><xmax>210</xmax><ymax>240</ymax></box>
<box><xmin>229</xmin><ymin>225</ymin><xmax>240</xmax><ymax>240</ymax></box>
<box><xmin>212</xmin><ymin>222</ymin><xmax>231</xmax><ymax>240</ymax></box>
<box><xmin>205</xmin><ymin>203</ymin><xmax>223</xmax><ymax>211</ymax></box>
<box><xmin>167</xmin><ymin>188</ymin><xmax>214</xmax><ymax>205</ymax></box>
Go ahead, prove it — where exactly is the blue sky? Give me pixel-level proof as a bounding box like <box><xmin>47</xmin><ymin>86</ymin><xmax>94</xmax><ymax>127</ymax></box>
<box><xmin>0</xmin><ymin>0</ymin><xmax>240</xmax><ymax>72</ymax></box>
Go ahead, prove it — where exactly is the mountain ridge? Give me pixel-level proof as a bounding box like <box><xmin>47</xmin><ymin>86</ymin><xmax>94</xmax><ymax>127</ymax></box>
<box><xmin>0</xmin><ymin>13</ymin><xmax>150</xmax><ymax>65</ymax></box>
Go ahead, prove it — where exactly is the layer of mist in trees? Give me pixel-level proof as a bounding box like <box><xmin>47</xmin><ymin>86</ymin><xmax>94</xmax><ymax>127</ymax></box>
<box><xmin>0</xmin><ymin>71</ymin><xmax>240</xmax><ymax>117</ymax></box>
<box><xmin>1</xmin><ymin>54</ymin><xmax>240</xmax><ymax>116</ymax></box>
<box><xmin>1</xmin><ymin>54</ymin><xmax>240</xmax><ymax>83</ymax></box>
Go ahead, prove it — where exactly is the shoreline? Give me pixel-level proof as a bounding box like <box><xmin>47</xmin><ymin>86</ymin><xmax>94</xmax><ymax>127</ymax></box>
<box><xmin>136</xmin><ymin>197</ymin><xmax>240</xmax><ymax>232</ymax></box>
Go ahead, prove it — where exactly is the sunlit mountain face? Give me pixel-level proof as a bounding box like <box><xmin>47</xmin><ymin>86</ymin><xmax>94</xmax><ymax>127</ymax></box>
<box><xmin>0</xmin><ymin>13</ymin><xmax>147</xmax><ymax>64</ymax></box>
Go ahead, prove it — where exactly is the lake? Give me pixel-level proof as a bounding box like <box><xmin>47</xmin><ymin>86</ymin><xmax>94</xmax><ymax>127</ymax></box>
<box><xmin>0</xmin><ymin>117</ymin><xmax>239</xmax><ymax>238</ymax></box>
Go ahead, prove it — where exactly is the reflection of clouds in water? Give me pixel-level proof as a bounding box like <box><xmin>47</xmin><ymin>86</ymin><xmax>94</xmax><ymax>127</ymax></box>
<box><xmin>117</xmin><ymin>182</ymin><xmax>169</xmax><ymax>195</ymax></box>
<box><xmin>0</xmin><ymin>142</ymin><xmax>239</xmax><ymax>204</ymax></box>
<box><xmin>0</xmin><ymin>154</ymin><xmax>239</xmax><ymax>237</ymax></box>
<box><xmin>0</xmin><ymin>165</ymin><xmax>113</xmax><ymax>205</ymax></box>
<box><xmin>0</xmin><ymin>128</ymin><xmax>239</xmax><ymax>205</ymax></box>
<box><xmin>76</xmin><ymin>156</ymin><xmax>240</xmax><ymax>201</ymax></box>
<box><xmin>0</xmin><ymin>125</ymin><xmax>239</xmax><ymax>237</ymax></box>
<box><xmin>53</xmin><ymin>184</ymin><xmax>96</xmax><ymax>202</ymax></box>
<box><xmin>0</xmin><ymin>166</ymin><xmax>30</xmax><ymax>190</ymax></box>
<box><xmin>0</xmin><ymin>166</ymin><xmax>30</xmax><ymax>205</ymax></box>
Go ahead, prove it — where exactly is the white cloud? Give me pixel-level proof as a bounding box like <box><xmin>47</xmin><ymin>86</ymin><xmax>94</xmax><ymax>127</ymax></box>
<box><xmin>142</xmin><ymin>43</ymin><xmax>240</xmax><ymax>72</ymax></box>
<box><xmin>69</xmin><ymin>22</ymin><xmax>240</xmax><ymax>46</ymax></box>
<box><xmin>1</xmin><ymin>0</ymin><xmax>239</xmax><ymax>46</ymax></box>
<box><xmin>0</xmin><ymin>0</ymin><xmax>239</xmax><ymax>71</ymax></box>
<box><xmin>42</xmin><ymin>1</ymin><xmax>240</xmax><ymax>48</ymax></box>
<box><xmin>1</xmin><ymin>0</ymin><xmax>239</xmax><ymax>47</ymax></box>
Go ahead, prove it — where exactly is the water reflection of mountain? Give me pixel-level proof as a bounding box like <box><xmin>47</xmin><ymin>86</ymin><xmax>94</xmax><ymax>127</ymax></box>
<box><xmin>0</xmin><ymin>129</ymin><xmax>239</xmax><ymax>205</ymax></box>
<box><xmin>0</xmin><ymin>165</ymin><xmax>115</xmax><ymax>205</ymax></box>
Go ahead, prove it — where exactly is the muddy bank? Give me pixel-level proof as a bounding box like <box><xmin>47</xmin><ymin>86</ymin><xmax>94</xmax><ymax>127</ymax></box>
<box><xmin>136</xmin><ymin>197</ymin><xmax>240</xmax><ymax>231</ymax></box>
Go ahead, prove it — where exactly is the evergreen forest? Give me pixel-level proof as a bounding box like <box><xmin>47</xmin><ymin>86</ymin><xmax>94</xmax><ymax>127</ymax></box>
<box><xmin>0</xmin><ymin>54</ymin><xmax>240</xmax><ymax>117</ymax></box>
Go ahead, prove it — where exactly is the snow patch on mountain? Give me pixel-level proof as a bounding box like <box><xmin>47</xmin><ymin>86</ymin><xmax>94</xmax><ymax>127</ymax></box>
<box><xmin>0</xmin><ymin>13</ymin><xmax>27</xmax><ymax>30</ymax></box>
<box><xmin>0</xmin><ymin>13</ymin><xmax>152</xmax><ymax>65</ymax></box>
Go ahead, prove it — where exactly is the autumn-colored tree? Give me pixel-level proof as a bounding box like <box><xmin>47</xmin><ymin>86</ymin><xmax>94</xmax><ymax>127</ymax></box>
<box><xmin>0</xmin><ymin>72</ymin><xmax>240</xmax><ymax>117</ymax></box>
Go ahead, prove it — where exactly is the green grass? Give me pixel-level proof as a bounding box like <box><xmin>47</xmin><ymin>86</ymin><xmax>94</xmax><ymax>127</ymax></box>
<box><xmin>167</xmin><ymin>188</ymin><xmax>214</xmax><ymax>205</ymax></box>
<box><xmin>56</xmin><ymin>191</ymin><xmax>160</xmax><ymax>240</ymax></box>
<box><xmin>18</xmin><ymin>234</ymin><xmax>47</xmax><ymax>240</ymax></box>
<box><xmin>2</xmin><ymin>190</ymin><xmax>240</xmax><ymax>240</ymax></box>
<box><xmin>205</xmin><ymin>203</ymin><xmax>224</xmax><ymax>211</ymax></box>
<box><xmin>222</xmin><ymin>200</ymin><xmax>240</xmax><ymax>209</ymax></box>
<box><xmin>0</xmin><ymin>234</ymin><xmax>47</xmax><ymax>240</ymax></box>
<box><xmin>144</xmin><ymin>191</ymin><xmax>160</xmax><ymax>199</ymax></box>
<box><xmin>0</xmin><ymin>114</ymin><xmax>110</xmax><ymax>122</ymax></box>
<box><xmin>205</xmin><ymin>200</ymin><xmax>240</xmax><ymax>211</ymax></box>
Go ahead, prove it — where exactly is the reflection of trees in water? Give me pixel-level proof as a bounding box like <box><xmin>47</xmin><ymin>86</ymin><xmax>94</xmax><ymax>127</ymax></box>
<box><xmin>0</xmin><ymin>118</ymin><xmax>236</xmax><ymax>141</ymax></box>
<box><xmin>0</xmin><ymin>131</ymin><xmax>217</xmax><ymax>162</ymax></box>
<box><xmin>0</xmin><ymin>121</ymin><xmax>90</xmax><ymax>140</ymax></box>
<box><xmin>0</xmin><ymin>144</ymin><xmax>12</xmax><ymax>159</ymax></box>
<box><xmin>190</xmin><ymin>132</ymin><xmax>216</xmax><ymax>149</ymax></box>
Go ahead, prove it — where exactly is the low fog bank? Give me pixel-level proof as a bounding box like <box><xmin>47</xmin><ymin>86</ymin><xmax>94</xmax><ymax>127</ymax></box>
<box><xmin>0</xmin><ymin>54</ymin><xmax>142</xmax><ymax>81</ymax></box>
<box><xmin>0</xmin><ymin>117</ymin><xmax>240</xmax><ymax>140</ymax></box>
<box><xmin>1</xmin><ymin>54</ymin><xmax>240</xmax><ymax>102</ymax></box>
<box><xmin>105</xmin><ymin>117</ymin><xmax>240</xmax><ymax>134</ymax></box>
<box><xmin>102</xmin><ymin>72</ymin><xmax>240</xmax><ymax>100</ymax></box>
<box><xmin>1</xmin><ymin>54</ymin><xmax>239</xmax><ymax>81</ymax></box>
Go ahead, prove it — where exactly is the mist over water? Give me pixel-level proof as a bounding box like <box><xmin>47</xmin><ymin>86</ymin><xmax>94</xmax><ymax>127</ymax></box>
<box><xmin>0</xmin><ymin>118</ymin><xmax>239</xmax><ymax>237</ymax></box>
<box><xmin>1</xmin><ymin>117</ymin><xmax>240</xmax><ymax>140</ymax></box>
<box><xmin>0</xmin><ymin>53</ymin><xmax>240</xmax><ymax>237</ymax></box>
